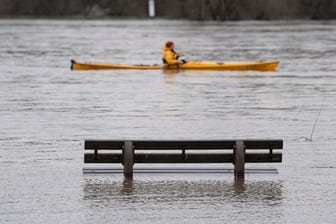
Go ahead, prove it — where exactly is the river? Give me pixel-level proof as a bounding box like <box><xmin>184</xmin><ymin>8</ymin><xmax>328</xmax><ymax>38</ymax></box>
<box><xmin>0</xmin><ymin>19</ymin><xmax>336</xmax><ymax>223</ymax></box>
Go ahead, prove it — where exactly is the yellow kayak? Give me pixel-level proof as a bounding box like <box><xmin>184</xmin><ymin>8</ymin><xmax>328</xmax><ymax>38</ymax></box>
<box><xmin>71</xmin><ymin>60</ymin><xmax>279</xmax><ymax>71</ymax></box>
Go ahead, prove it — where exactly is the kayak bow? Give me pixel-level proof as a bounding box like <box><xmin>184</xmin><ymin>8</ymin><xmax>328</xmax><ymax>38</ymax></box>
<box><xmin>70</xmin><ymin>60</ymin><xmax>279</xmax><ymax>71</ymax></box>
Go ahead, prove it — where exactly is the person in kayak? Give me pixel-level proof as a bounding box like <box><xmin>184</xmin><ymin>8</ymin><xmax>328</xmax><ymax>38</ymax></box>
<box><xmin>161</xmin><ymin>41</ymin><xmax>186</xmax><ymax>67</ymax></box>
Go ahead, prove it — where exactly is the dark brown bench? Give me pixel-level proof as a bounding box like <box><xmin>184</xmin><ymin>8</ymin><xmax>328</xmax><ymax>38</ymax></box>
<box><xmin>84</xmin><ymin>140</ymin><xmax>283</xmax><ymax>178</ymax></box>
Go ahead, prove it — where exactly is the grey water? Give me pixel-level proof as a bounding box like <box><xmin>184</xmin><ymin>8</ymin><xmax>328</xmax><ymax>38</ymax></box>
<box><xmin>0</xmin><ymin>19</ymin><xmax>336</xmax><ymax>223</ymax></box>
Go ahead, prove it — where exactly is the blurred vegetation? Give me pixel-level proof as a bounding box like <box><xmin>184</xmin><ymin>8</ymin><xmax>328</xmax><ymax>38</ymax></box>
<box><xmin>0</xmin><ymin>0</ymin><xmax>336</xmax><ymax>19</ymax></box>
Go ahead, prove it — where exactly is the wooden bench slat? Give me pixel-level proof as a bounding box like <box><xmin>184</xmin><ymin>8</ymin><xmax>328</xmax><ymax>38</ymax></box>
<box><xmin>85</xmin><ymin>140</ymin><xmax>124</xmax><ymax>149</ymax></box>
<box><xmin>84</xmin><ymin>140</ymin><xmax>283</xmax><ymax>150</ymax></box>
<box><xmin>132</xmin><ymin>140</ymin><xmax>236</xmax><ymax>149</ymax></box>
<box><xmin>244</xmin><ymin>140</ymin><xmax>283</xmax><ymax>149</ymax></box>
<box><xmin>84</xmin><ymin>153</ymin><xmax>282</xmax><ymax>163</ymax></box>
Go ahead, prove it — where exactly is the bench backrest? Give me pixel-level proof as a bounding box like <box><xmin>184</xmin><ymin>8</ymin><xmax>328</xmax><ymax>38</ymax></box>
<box><xmin>85</xmin><ymin>140</ymin><xmax>283</xmax><ymax>150</ymax></box>
<box><xmin>84</xmin><ymin>139</ymin><xmax>283</xmax><ymax>177</ymax></box>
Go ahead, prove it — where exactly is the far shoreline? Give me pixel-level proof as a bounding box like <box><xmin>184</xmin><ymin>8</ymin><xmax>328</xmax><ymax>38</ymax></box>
<box><xmin>1</xmin><ymin>15</ymin><xmax>336</xmax><ymax>22</ymax></box>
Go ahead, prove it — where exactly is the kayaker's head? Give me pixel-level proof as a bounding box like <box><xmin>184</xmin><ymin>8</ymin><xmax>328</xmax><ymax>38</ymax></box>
<box><xmin>165</xmin><ymin>41</ymin><xmax>174</xmax><ymax>50</ymax></box>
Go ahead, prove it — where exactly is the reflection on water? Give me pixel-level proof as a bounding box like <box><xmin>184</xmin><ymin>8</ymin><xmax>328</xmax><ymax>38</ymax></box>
<box><xmin>162</xmin><ymin>69</ymin><xmax>180</xmax><ymax>75</ymax></box>
<box><xmin>82</xmin><ymin>178</ymin><xmax>283</xmax><ymax>207</ymax></box>
<box><xmin>81</xmin><ymin>177</ymin><xmax>284</xmax><ymax>223</ymax></box>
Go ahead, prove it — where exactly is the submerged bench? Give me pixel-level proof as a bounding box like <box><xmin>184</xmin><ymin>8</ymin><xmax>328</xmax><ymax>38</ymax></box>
<box><xmin>84</xmin><ymin>140</ymin><xmax>283</xmax><ymax>178</ymax></box>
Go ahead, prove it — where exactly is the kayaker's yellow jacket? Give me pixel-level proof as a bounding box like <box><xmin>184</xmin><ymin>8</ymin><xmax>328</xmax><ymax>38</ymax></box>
<box><xmin>161</xmin><ymin>45</ymin><xmax>180</xmax><ymax>65</ymax></box>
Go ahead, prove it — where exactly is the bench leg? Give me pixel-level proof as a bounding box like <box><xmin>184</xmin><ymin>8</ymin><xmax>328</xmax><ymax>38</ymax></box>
<box><xmin>234</xmin><ymin>140</ymin><xmax>245</xmax><ymax>178</ymax></box>
<box><xmin>123</xmin><ymin>141</ymin><xmax>134</xmax><ymax>178</ymax></box>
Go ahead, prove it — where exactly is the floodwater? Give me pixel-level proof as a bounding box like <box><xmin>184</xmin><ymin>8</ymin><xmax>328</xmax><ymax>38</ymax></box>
<box><xmin>0</xmin><ymin>19</ymin><xmax>336</xmax><ymax>223</ymax></box>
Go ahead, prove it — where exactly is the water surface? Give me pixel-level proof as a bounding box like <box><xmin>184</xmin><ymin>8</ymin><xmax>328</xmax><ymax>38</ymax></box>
<box><xmin>0</xmin><ymin>19</ymin><xmax>336</xmax><ymax>224</ymax></box>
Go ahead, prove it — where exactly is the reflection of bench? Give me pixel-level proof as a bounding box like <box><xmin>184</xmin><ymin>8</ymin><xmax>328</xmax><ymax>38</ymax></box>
<box><xmin>84</xmin><ymin>140</ymin><xmax>283</xmax><ymax>178</ymax></box>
